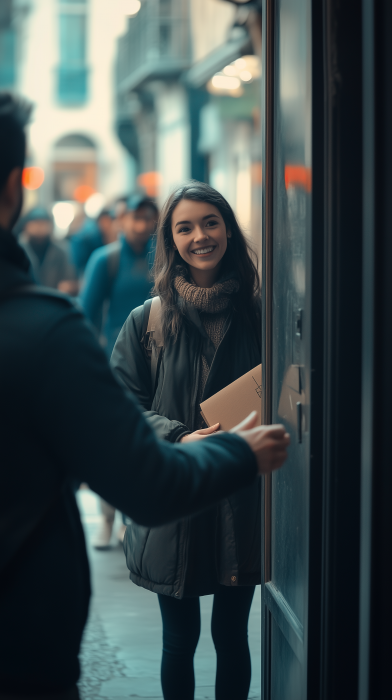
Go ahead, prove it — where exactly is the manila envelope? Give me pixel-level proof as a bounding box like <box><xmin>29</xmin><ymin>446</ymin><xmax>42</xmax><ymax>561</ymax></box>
<box><xmin>200</xmin><ymin>364</ymin><xmax>263</xmax><ymax>431</ymax></box>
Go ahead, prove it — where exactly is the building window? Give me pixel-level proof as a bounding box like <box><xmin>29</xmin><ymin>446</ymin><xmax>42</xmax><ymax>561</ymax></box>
<box><xmin>57</xmin><ymin>1</ymin><xmax>88</xmax><ymax>105</ymax></box>
<box><xmin>0</xmin><ymin>28</ymin><xmax>16</xmax><ymax>88</ymax></box>
<box><xmin>52</xmin><ymin>133</ymin><xmax>97</xmax><ymax>202</ymax></box>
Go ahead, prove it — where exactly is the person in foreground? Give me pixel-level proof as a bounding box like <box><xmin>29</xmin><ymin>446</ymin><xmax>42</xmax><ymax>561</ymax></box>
<box><xmin>0</xmin><ymin>92</ymin><xmax>289</xmax><ymax>699</ymax></box>
<box><xmin>111</xmin><ymin>181</ymin><xmax>271</xmax><ymax>700</ymax></box>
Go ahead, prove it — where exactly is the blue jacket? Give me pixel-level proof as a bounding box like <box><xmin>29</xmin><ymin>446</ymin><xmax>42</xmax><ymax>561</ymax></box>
<box><xmin>70</xmin><ymin>219</ymin><xmax>104</xmax><ymax>275</ymax></box>
<box><xmin>80</xmin><ymin>235</ymin><xmax>154</xmax><ymax>357</ymax></box>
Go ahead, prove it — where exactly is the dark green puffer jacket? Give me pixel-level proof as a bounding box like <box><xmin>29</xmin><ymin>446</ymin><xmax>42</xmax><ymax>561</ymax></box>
<box><xmin>111</xmin><ymin>299</ymin><xmax>262</xmax><ymax>599</ymax></box>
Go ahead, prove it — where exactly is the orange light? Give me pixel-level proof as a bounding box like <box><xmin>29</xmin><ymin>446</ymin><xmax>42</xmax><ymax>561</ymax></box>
<box><xmin>251</xmin><ymin>162</ymin><xmax>262</xmax><ymax>185</ymax></box>
<box><xmin>73</xmin><ymin>184</ymin><xmax>96</xmax><ymax>203</ymax></box>
<box><xmin>22</xmin><ymin>167</ymin><xmax>45</xmax><ymax>190</ymax></box>
<box><xmin>284</xmin><ymin>165</ymin><xmax>312</xmax><ymax>192</ymax></box>
<box><xmin>137</xmin><ymin>171</ymin><xmax>162</xmax><ymax>198</ymax></box>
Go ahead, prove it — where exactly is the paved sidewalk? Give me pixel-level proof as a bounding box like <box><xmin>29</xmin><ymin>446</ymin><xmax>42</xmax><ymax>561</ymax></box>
<box><xmin>77</xmin><ymin>489</ymin><xmax>261</xmax><ymax>700</ymax></box>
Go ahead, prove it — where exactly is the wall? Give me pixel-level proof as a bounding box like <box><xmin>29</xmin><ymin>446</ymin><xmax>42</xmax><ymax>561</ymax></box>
<box><xmin>155</xmin><ymin>83</ymin><xmax>190</xmax><ymax>204</ymax></box>
<box><xmin>190</xmin><ymin>0</ymin><xmax>236</xmax><ymax>63</ymax></box>
<box><xmin>16</xmin><ymin>0</ymin><xmax>134</xmax><ymax>208</ymax></box>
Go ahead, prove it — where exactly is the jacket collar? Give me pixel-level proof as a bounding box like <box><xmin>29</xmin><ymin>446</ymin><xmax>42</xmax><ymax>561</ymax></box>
<box><xmin>0</xmin><ymin>226</ymin><xmax>34</xmax><ymax>295</ymax></box>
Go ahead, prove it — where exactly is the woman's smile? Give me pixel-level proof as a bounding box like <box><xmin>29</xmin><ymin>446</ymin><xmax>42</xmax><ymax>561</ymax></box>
<box><xmin>191</xmin><ymin>245</ymin><xmax>217</xmax><ymax>256</ymax></box>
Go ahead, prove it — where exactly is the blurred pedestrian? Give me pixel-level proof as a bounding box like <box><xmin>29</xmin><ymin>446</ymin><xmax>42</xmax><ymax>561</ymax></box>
<box><xmin>81</xmin><ymin>194</ymin><xmax>158</xmax><ymax>358</ymax></box>
<box><xmin>0</xmin><ymin>92</ymin><xmax>289</xmax><ymax>698</ymax></box>
<box><xmin>20</xmin><ymin>206</ymin><xmax>78</xmax><ymax>295</ymax></box>
<box><xmin>111</xmin><ymin>181</ymin><xmax>266</xmax><ymax>700</ymax></box>
<box><xmin>81</xmin><ymin>193</ymin><xmax>159</xmax><ymax>548</ymax></box>
<box><xmin>70</xmin><ymin>207</ymin><xmax>116</xmax><ymax>277</ymax></box>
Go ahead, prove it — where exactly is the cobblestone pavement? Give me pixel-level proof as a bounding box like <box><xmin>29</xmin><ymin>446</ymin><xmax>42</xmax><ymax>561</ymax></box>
<box><xmin>76</xmin><ymin>489</ymin><xmax>261</xmax><ymax>700</ymax></box>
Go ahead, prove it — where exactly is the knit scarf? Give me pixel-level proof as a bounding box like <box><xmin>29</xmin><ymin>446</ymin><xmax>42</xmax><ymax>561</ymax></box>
<box><xmin>174</xmin><ymin>269</ymin><xmax>239</xmax><ymax>429</ymax></box>
<box><xmin>173</xmin><ymin>271</ymin><xmax>239</xmax><ymax>313</ymax></box>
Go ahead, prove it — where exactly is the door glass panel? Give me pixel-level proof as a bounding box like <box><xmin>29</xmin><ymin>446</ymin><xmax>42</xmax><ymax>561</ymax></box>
<box><xmin>271</xmin><ymin>0</ymin><xmax>309</xmax><ymax>619</ymax></box>
<box><xmin>271</xmin><ymin>617</ymin><xmax>303</xmax><ymax>700</ymax></box>
<box><xmin>266</xmin><ymin>0</ymin><xmax>311</xmax><ymax>694</ymax></box>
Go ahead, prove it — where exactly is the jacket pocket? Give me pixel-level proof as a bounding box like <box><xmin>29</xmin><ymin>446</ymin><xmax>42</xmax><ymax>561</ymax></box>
<box><xmin>125</xmin><ymin>520</ymin><xmax>182</xmax><ymax>588</ymax></box>
<box><xmin>144</xmin><ymin>522</ymin><xmax>182</xmax><ymax>586</ymax></box>
<box><xmin>124</xmin><ymin>521</ymin><xmax>151</xmax><ymax>578</ymax></box>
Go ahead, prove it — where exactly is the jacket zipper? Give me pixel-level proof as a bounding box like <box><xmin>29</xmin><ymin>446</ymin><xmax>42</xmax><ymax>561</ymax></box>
<box><xmin>178</xmin><ymin>317</ymin><xmax>233</xmax><ymax>597</ymax></box>
<box><xmin>190</xmin><ymin>333</ymin><xmax>203</xmax><ymax>430</ymax></box>
<box><xmin>178</xmin><ymin>334</ymin><xmax>202</xmax><ymax>597</ymax></box>
<box><xmin>200</xmin><ymin>314</ymin><xmax>232</xmax><ymax>401</ymax></box>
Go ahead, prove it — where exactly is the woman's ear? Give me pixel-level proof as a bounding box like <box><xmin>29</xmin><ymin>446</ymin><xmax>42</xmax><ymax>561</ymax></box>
<box><xmin>227</xmin><ymin>229</ymin><xmax>232</xmax><ymax>239</ymax></box>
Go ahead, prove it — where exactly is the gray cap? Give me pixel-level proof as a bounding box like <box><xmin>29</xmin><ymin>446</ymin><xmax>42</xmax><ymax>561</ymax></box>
<box><xmin>24</xmin><ymin>206</ymin><xmax>52</xmax><ymax>223</ymax></box>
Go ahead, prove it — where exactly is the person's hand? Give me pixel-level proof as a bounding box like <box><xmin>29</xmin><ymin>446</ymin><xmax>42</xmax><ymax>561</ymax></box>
<box><xmin>180</xmin><ymin>423</ymin><xmax>220</xmax><ymax>443</ymax></box>
<box><xmin>231</xmin><ymin>411</ymin><xmax>290</xmax><ymax>475</ymax></box>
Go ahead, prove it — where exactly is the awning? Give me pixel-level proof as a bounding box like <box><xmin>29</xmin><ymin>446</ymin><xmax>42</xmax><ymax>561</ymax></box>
<box><xmin>184</xmin><ymin>31</ymin><xmax>252</xmax><ymax>89</ymax></box>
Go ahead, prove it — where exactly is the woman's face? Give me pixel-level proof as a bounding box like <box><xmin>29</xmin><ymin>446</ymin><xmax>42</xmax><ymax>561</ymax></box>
<box><xmin>171</xmin><ymin>199</ymin><xmax>228</xmax><ymax>278</ymax></box>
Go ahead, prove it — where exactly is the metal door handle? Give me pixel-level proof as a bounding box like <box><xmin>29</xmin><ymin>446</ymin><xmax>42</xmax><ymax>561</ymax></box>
<box><xmin>296</xmin><ymin>402</ymin><xmax>302</xmax><ymax>443</ymax></box>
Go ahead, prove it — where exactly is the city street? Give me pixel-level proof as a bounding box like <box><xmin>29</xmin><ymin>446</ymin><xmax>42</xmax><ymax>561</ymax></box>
<box><xmin>77</xmin><ymin>489</ymin><xmax>261</xmax><ymax>700</ymax></box>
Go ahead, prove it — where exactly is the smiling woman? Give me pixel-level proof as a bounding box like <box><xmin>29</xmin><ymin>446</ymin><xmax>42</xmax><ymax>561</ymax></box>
<box><xmin>153</xmin><ymin>179</ymin><xmax>259</xmax><ymax>341</ymax></box>
<box><xmin>110</xmin><ymin>179</ymin><xmax>264</xmax><ymax>700</ymax></box>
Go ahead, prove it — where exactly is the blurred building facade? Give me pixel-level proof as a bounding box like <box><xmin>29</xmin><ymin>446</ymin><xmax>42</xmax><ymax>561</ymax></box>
<box><xmin>3</xmin><ymin>0</ymin><xmax>135</xmax><ymax>219</ymax></box>
<box><xmin>115</xmin><ymin>0</ymin><xmax>262</xmax><ymax>251</ymax></box>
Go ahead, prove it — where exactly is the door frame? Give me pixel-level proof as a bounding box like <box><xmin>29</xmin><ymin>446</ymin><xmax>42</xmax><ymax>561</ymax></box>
<box><xmin>359</xmin><ymin>1</ymin><xmax>392</xmax><ymax>698</ymax></box>
<box><xmin>261</xmin><ymin>1</ymin><xmax>364</xmax><ymax>697</ymax></box>
<box><xmin>261</xmin><ymin>0</ymin><xmax>325</xmax><ymax>695</ymax></box>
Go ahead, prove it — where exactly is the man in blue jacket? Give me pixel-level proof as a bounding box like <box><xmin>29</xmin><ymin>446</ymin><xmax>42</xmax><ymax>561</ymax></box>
<box><xmin>0</xmin><ymin>92</ymin><xmax>289</xmax><ymax>698</ymax></box>
<box><xmin>70</xmin><ymin>207</ymin><xmax>116</xmax><ymax>277</ymax></box>
<box><xmin>80</xmin><ymin>193</ymin><xmax>158</xmax><ymax>358</ymax></box>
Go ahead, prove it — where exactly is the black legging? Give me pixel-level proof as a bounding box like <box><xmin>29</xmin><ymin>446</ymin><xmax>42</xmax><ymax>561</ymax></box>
<box><xmin>158</xmin><ymin>585</ymin><xmax>255</xmax><ymax>700</ymax></box>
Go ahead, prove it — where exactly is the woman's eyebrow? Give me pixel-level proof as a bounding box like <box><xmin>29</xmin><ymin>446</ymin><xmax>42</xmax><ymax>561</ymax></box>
<box><xmin>174</xmin><ymin>213</ymin><xmax>219</xmax><ymax>228</ymax></box>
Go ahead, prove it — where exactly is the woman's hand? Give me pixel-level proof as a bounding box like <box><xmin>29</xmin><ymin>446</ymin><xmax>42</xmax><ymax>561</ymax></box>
<box><xmin>230</xmin><ymin>412</ymin><xmax>290</xmax><ymax>475</ymax></box>
<box><xmin>180</xmin><ymin>423</ymin><xmax>220</xmax><ymax>443</ymax></box>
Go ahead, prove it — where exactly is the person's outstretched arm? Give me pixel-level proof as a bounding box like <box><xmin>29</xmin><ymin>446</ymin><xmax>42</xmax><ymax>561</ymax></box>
<box><xmin>26</xmin><ymin>305</ymin><xmax>247</xmax><ymax>525</ymax></box>
<box><xmin>28</xmin><ymin>304</ymin><xmax>288</xmax><ymax>527</ymax></box>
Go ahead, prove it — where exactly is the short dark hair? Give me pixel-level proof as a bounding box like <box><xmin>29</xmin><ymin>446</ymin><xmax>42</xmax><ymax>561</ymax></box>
<box><xmin>0</xmin><ymin>92</ymin><xmax>33</xmax><ymax>193</ymax></box>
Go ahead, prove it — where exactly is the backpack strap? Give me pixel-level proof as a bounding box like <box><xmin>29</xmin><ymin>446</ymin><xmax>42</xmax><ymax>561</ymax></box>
<box><xmin>143</xmin><ymin>296</ymin><xmax>163</xmax><ymax>396</ymax></box>
<box><xmin>147</xmin><ymin>296</ymin><xmax>163</xmax><ymax>347</ymax></box>
<box><xmin>106</xmin><ymin>242</ymin><xmax>121</xmax><ymax>284</ymax></box>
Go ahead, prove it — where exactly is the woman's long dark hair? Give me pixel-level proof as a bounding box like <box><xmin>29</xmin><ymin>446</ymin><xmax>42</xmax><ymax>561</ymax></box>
<box><xmin>153</xmin><ymin>180</ymin><xmax>261</xmax><ymax>340</ymax></box>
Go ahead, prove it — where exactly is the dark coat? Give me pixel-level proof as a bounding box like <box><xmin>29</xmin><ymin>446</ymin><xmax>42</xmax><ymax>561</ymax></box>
<box><xmin>0</xmin><ymin>229</ymin><xmax>257</xmax><ymax>694</ymax></box>
<box><xmin>111</xmin><ymin>298</ymin><xmax>262</xmax><ymax>599</ymax></box>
